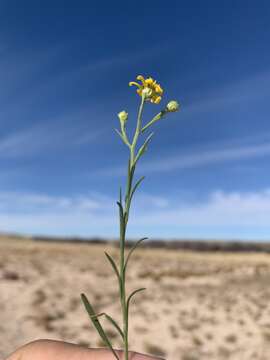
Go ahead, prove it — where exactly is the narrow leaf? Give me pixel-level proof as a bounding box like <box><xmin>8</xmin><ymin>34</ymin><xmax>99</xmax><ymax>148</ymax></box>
<box><xmin>117</xmin><ymin>201</ymin><xmax>125</xmax><ymax>229</ymax></box>
<box><xmin>114</xmin><ymin>128</ymin><xmax>129</xmax><ymax>146</ymax></box>
<box><xmin>90</xmin><ymin>312</ymin><xmax>106</xmax><ymax>319</ymax></box>
<box><xmin>125</xmin><ymin>159</ymin><xmax>134</xmax><ymax>204</ymax></box>
<box><xmin>134</xmin><ymin>132</ymin><xmax>154</xmax><ymax>164</ymax></box>
<box><xmin>105</xmin><ymin>314</ymin><xmax>124</xmax><ymax>340</ymax></box>
<box><xmin>104</xmin><ymin>252</ymin><xmax>123</xmax><ymax>298</ymax></box>
<box><xmin>81</xmin><ymin>294</ymin><xmax>120</xmax><ymax>360</ymax></box>
<box><xmin>117</xmin><ymin>201</ymin><xmax>124</xmax><ymax>219</ymax></box>
<box><xmin>127</xmin><ymin>288</ymin><xmax>146</xmax><ymax>312</ymax></box>
<box><xmin>114</xmin><ymin>128</ymin><xmax>125</xmax><ymax>142</ymax></box>
<box><xmin>130</xmin><ymin>163</ymin><xmax>135</xmax><ymax>178</ymax></box>
<box><xmin>90</xmin><ymin>312</ymin><xmax>124</xmax><ymax>340</ymax></box>
<box><xmin>119</xmin><ymin>187</ymin><xmax>122</xmax><ymax>205</ymax></box>
<box><xmin>124</xmin><ymin>237</ymin><xmax>148</xmax><ymax>273</ymax></box>
<box><xmin>104</xmin><ymin>252</ymin><xmax>120</xmax><ymax>281</ymax></box>
<box><xmin>130</xmin><ymin>176</ymin><xmax>145</xmax><ymax>203</ymax></box>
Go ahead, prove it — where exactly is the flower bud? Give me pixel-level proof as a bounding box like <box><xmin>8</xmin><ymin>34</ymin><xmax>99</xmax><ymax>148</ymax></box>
<box><xmin>118</xmin><ymin>111</ymin><xmax>128</xmax><ymax>124</ymax></box>
<box><xmin>166</xmin><ymin>100</ymin><xmax>180</xmax><ymax>112</ymax></box>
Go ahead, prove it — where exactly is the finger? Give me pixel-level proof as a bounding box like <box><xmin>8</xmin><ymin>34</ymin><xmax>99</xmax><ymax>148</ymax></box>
<box><xmin>5</xmin><ymin>339</ymin><xmax>164</xmax><ymax>360</ymax></box>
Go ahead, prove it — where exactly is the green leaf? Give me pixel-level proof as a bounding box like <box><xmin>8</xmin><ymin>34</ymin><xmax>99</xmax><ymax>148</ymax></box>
<box><xmin>124</xmin><ymin>237</ymin><xmax>148</xmax><ymax>273</ymax></box>
<box><xmin>127</xmin><ymin>159</ymin><xmax>135</xmax><ymax>182</ymax></box>
<box><xmin>127</xmin><ymin>288</ymin><xmax>146</xmax><ymax>312</ymax></box>
<box><xmin>124</xmin><ymin>161</ymin><xmax>136</xmax><ymax>219</ymax></box>
<box><xmin>104</xmin><ymin>314</ymin><xmax>124</xmax><ymax>340</ymax></box>
<box><xmin>130</xmin><ymin>163</ymin><xmax>135</xmax><ymax>178</ymax></box>
<box><xmin>115</xmin><ymin>128</ymin><xmax>130</xmax><ymax>146</ymax></box>
<box><xmin>134</xmin><ymin>132</ymin><xmax>154</xmax><ymax>164</ymax></box>
<box><xmin>104</xmin><ymin>252</ymin><xmax>120</xmax><ymax>281</ymax></box>
<box><xmin>117</xmin><ymin>201</ymin><xmax>125</xmax><ymax>228</ymax></box>
<box><xmin>90</xmin><ymin>312</ymin><xmax>124</xmax><ymax>341</ymax></box>
<box><xmin>119</xmin><ymin>187</ymin><xmax>122</xmax><ymax>206</ymax></box>
<box><xmin>80</xmin><ymin>294</ymin><xmax>120</xmax><ymax>360</ymax></box>
<box><xmin>104</xmin><ymin>252</ymin><xmax>122</xmax><ymax>297</ymax></box>
<box><xmin>114</xmin><ymin>128</ymin><xmax>125</xmax><ymax>142</ymax></box>
<box><xmin>130</xmin><ymin>176</ymin><xmax>145</xmax><ymax>203</ymax></box>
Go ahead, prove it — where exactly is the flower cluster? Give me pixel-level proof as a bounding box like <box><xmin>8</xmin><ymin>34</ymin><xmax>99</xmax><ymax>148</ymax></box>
<box><xmin>118</xmin><ymin>75</ymin><xmax>180</xmax><ymax>135</ymax></box>
<box><xmin>129</xmin><ymin>75</ymin><xmax>163</xmax><ymax>104</ymax></box>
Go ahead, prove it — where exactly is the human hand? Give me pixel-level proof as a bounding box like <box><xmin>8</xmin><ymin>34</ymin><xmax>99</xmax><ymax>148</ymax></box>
<box><xmin>5</xmin><ymin>339</ymin><xmax>164</xmax><ymax>360</ymax></box>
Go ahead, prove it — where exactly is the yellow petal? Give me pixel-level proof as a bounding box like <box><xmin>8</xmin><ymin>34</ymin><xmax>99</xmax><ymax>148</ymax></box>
<box><xmin>155</xmin><ymin>84</ymin><xmax>163</xmax><ymax>94</ymax></box>
<box><xmin>129</xmin><ymin>81</ymin><xmax>141</xmax><ymax>88</ymax></box>
<box><xmin>154</xmin><ymin>96</ymin><xmax>162</xmax><ymax>104</ymax></box>
<box><xmin>145</xmin><ymin>77</ymin><xmax>154</xmax><ymax>86</ymax></box>
<box><xmin>136</xmin><ymin>75</ymin><xmax>145</xmax><ymax>85</ymax></box>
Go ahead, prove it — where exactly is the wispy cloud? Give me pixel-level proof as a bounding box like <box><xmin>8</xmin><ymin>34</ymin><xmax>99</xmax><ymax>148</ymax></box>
<box><xmin>0</xmin><ymin>45</ymin><xmax>65</xmax><ymax>104</ymax></box>
<box><xmin>185</xmin><ymin>70</ymin><xmax>270</xmax><ymax>116</ymax></box>
<box><xmin>0</xmin><ymin>42</ymin><xmax>167</xmax><ymax>116</ymax></box>
<box><xmin>131</xmin><ymin>189</ymin><xmax>270</xmax><ymax>227</ymax></box>
<box><xmin>77</xmin><ymin>42</ymin><xmax>167</xmax><ymax>74</ymax></box>
<box><xmin>0</xmin><ymin>191</ymin><xmax>109</xmax><ymax>212</ymax></box>
<box><xmin>0</xmin><ymin>113</ymin><xmax>104</xmax><ymax>158</ymax></box>
<box><xmin>0</xmin><ymin>191</ymin><xmax>116</xmax><ymax>237</ymax></box>
<box><xmin>137</xmin><ymin>139</ymin><xmax>270</xmax><ymax>174</ymax></box>
<box><xmin>94</xmin><ymin>132</ymin><xmax>270</xmax><ymax>176</ymax></box>
<box><xmin>0</xmin><ymin>189</ymin><xmax>269</xmax><ymax>239</ymax></box>
<box><xmin>92</xmin><ymin>67</ymin><xmax>270</xmax><ymax>177</ymax></box>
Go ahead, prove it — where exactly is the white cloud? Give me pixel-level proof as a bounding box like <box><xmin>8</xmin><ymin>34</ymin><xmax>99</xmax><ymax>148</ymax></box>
<box><xmin>0</xmin><ymin>191</ymin><xmax>108</xmax><ymax>213</ymax></box>
<box><xmin>131</xmin><ymin>189</ymin><xmax>270</xmax><ymax>227</ymax></box>
<box><xmin>134</xmin><ymin>193</ymin><xmax>169</xmax><ymax>209</ymax></box>
<box><xmin>0</xmin><ymin>189</ymin><xmax>269</xmax><ymax>239</ymax></box>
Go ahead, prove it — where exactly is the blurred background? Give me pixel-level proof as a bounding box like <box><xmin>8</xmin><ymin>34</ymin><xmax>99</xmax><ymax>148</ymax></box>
<box><xmin>1</xmin><ymin>1</ymin><xmax>270</xmax><ymax>359</ymax></box>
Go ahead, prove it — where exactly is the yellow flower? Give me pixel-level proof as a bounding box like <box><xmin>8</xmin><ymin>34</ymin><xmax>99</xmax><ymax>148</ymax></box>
<box><xmin>129</xmin><ymin>75</ymin><xmax>163</xmax><ymax>104</ymax></box>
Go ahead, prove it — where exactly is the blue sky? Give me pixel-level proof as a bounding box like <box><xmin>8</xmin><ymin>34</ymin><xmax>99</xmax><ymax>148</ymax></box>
<box><xmin>0</xmin><ymin>0</ymin><xmax>270</xmax><ymax>240</ymax></box>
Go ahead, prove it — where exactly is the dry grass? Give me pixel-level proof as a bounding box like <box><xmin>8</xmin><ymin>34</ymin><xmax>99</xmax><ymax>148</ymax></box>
<box><xmin>1</xmin><ymin>236</ymin><xmax>270</xmax><ymax>359</ymax></box>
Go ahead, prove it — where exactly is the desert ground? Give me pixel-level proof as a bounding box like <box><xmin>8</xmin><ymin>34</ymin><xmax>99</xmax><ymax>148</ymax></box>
<box><xmin>1</xmin><ymin>236</ymin><xmax>270</xmax><ymax>360</ymax></box>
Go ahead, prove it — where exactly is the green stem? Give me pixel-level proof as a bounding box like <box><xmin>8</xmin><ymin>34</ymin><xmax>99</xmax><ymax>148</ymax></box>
<box><xmin>141</xmin><ymin>110</ymin><xmax>165</xmax><ymax>133</ymax></box>
<box><xmin>119</xmin><ymin>95</ymin><xmax>145</xmax><ymax>360</ymax></box>
<box><xmin>131</xmin><ymin>95</ymin><xmax>145</xmax><ymax>161</ymax></box>
<box><xmin>125</xmin><ymin>95</ymin><xmax>145</xmax><ymax>224</ymax></box>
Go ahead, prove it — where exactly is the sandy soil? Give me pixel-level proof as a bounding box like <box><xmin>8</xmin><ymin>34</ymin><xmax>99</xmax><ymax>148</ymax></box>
<box><xmin>1</xmin><ymin>236</ymin><xmax>270</xmax><ymax>360</ymax></box>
